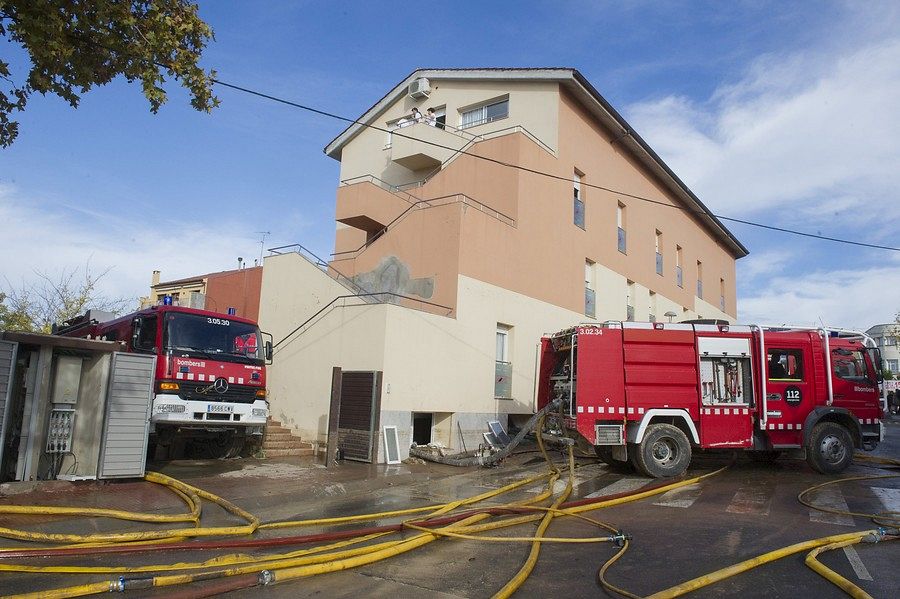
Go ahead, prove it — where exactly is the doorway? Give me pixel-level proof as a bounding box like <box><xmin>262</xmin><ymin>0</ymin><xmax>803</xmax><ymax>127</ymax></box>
<box><xmin>412</xmin><ymin>412</ymin><xmax>432</xmax><ymax>445</ymax></box>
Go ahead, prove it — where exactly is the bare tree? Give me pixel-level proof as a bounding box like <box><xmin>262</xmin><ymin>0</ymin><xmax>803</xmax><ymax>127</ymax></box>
<box><xmin>2</xmin><ymin>263</ymin><xmax>131</xmax><ymax>333</ymax></box>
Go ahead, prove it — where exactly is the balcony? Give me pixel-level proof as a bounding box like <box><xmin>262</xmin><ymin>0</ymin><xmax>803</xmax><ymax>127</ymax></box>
<box><xmin>676</xmin><ymin>266</ymin><xmax>683</xmax><ymax>288</ymax></box>
<box><xmin>585</xmin><ymin>288</ymin><xmax>596</xmax><ymax>318</ymax></box>
<box><xmin>390</xmin><ymin>122</ymin><xmax>472</xmax><ymax>171</ymax></box>
<box><xmin>335</xmin><ymin>178</ymin><xmax>418</xmax><ymax>235</ymax></box>
<box><xmin>495</xmin><ymin>361</ymin><xmax>512</xmax><ymax>399</ymax></box>
<box><xmin>617</xmin><ymin>227</ymin><xmax>626</xmax><ymax>253</ymax></box>
<box><xmin>656</xmin><ymin>252</ymin><xmax>663</xmax><ymax>275</ymax></box>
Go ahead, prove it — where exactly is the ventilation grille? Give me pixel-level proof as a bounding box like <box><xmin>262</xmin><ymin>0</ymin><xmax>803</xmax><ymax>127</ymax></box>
<box><xmin>594</xmin><ymin>424</ymin><xmax>624</xmax><ymax>445</ymax></box>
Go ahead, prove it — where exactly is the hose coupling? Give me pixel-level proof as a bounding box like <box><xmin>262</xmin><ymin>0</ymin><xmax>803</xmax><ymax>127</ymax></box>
<box><xmin>111</xmin><ymin>578</ymin><xmax>125</xmax><ymax>593</ymax></box>
<box><xmin>609</xmin><ymin>531</ymin><xmax>632</xmax><ymax>547</ymax></box>
<box><xmin>258</xmin><ymin>569</ymin><xmax>275</xmax><ymax>586</ymax></box>
<box><xmin>863</xmin><ymin>528</ymin><xmax>887</xmax><ymax>543</ymax></box>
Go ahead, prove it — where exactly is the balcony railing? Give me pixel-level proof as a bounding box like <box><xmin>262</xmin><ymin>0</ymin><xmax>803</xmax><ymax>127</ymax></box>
<box><xmin>626</xmin><ymin>305</ymin><xmax>635</xmax><ymax>322</ymax></box>
<box><xmin>495</xmin><ymin>361</ymin><xmax>512</xmax><ymax>399</ymax></box>
<box><xmin>574</xmin><ymin>198</ymin><xmax>585</xmax><ymax>229</ymax></box>
<box><xmin>720</xmin><ymin>296</ymin><xmax>726</xmax><ymax>311</ymax></box>
<box><xmin>697</xmin><ymin>279</ymin><xmax>703</xmax><ymax>299</ymax></box>
<box><xmin>585</xmin><ymin>288</ymin><xmax>596</xmax><ymax>318</ymax></box>
<box><xmin>617</xmin><ymin>227</ymin><xmax>626</xmax><ymax>253</ymax></box>
<box><xmin>676</xmin><ymin>266</ymin><xmax>683</xmax><ymax>288</ymax></box>
<box><xmin>656</xmin><ymin>252</ymin><xmax>663</xmax><ymax>275</ymax></box>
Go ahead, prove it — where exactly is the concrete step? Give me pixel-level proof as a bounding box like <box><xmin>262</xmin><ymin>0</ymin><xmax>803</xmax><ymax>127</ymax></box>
<box><xmin>267</xmin><ymin>419</ymin><xmax>283</xmax><ymax>427</ymax></box>
<box><xmin>264</xmin><ymin>447</ymin><xmax>315</xmax><ymax>457</ymax></box>
<box><xmin>264</xmin><ymin>431</ymin><xmax>297</xmax><ymax>441</ymax></box>
<box><xmin>262</xmin><ymin>440</ymin><xmax>314</xmax><ymax>450</ymax></box>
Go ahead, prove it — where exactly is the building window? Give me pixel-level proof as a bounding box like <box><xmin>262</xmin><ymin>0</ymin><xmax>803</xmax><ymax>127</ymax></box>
<box><xmin>696</xmin><ymin>261</ymin><xmax>703</xmax><ymax>299</ymax></box>
<box><xmin>617</xmin><ymin>203</ymin><xmax>626</xmax><ymax>253</ymax></box>
<box><xmin>676</xmin><ymin>245</ymin><xmax>683</xmax><ymax>288</ymax></box>
<box><xmin>495</xmin><ymin>324</ymin><xmax>512</xmax><ymax>399</ymax></box>
<box><xmin>460</xmin><ymin>98</ymin><xmax>509</xmax><ymax>129</ymax></box>
<box><xmin>887</xmin><ymin>359</ymin><xmax>898</xmax><ymax>372</ymax></box>
<box><xmin>720</xmin><ymin>278</ymin><xmax>726</xmax><ymax>311</ymax></box>
<box><xmin>884</xmin><ymin>336</ymin><xmax>896</xmax><ymax>346</ymax></box>
<box><xmin>626</xmin><ymin>280</ymin><xmax>635</xmax><ymax>321</ymax></box>
<box><xmin>585</xmin><ymin>260</ymin><xmax>596</xmax><ymax>318</ymax></box>
<box><xmin>655</xmin><ymin>230</ymin><xmax>663</xmax><ymax>275</ymax></box>
<box><xmin>573</xmin><ymin>172</ymin><xmax>585</xmax><ymax>229</ymax></box>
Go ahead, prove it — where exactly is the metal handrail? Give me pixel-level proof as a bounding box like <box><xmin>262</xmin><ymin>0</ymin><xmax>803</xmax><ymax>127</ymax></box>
<box><xmin>331</xmin><ymin>193</ymin><xmax>516</xmax><ymax>259</ymax></box>
<box><xmin>338</xmin><ymin>175</ymin><xmax>420</xmax><ymax>204</ymax></box>
<box><xmin>274</xmin><ymin>292</ymin><xmax>452</xmax><ymax>349</ymax></box>
<box><xmin>395</xmin><ymin>124</ymin><xmax>556</xmax><ymax>191</ymax></box>
<box><xmin>266</xmin><ymin>243</ymin><xmax>370</xmax><ymax>297</ymax></box>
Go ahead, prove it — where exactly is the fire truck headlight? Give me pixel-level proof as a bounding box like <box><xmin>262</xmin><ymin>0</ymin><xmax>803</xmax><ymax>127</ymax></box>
<box><xmin>252</xmin><ymin>408</ymin><xmax>268</xmax><ymax>418</ymax></box>
<box><xmin>255</xmin><ymin>389</ymin><xmax>267</xmax><ymax>399</ymax></box>
<box><xmin>157</xmin><ymin>403</ymin><xmax>186</xmax><ymax>413</ymax></box>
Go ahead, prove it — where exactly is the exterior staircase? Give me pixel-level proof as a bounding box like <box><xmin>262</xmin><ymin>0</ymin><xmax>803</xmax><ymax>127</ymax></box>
<box><xmin>262</xmin><ymin>418</ymin><xmax>315</xmax><ymax>457</ymax></box>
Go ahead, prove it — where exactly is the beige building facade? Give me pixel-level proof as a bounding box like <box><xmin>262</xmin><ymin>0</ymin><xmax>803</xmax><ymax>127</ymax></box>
<box><xmin>259</xmin><ymin>68</ymin><xmax>748</xmax><ymax>461</ymax></box>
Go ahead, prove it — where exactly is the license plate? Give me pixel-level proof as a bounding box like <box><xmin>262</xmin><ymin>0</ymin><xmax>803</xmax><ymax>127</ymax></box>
<box><xmin>207</xmin><ymin>404</ymin><xmax>234</xmax><ymax>413</ymax></box>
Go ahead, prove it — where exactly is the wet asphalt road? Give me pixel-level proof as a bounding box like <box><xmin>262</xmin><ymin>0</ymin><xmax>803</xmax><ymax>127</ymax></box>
<box><xmin>1</xmin><ymin>418</ymin><xmax>898</xmax><ymax>598</ymax></box>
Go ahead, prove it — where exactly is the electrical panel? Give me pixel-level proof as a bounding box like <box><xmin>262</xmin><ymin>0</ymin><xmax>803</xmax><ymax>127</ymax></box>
<box><xmin>46</xmin><ymin>409</ymin><xmax>75</xmax><ymax>453</ymax></box>
<box><xmin>51</xmin><ymin>356</ymin><xmax>83</xmax><ymax>405</ymax></box>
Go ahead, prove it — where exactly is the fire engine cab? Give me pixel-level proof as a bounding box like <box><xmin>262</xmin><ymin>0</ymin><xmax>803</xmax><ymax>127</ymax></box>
<box><xmin>537</xmin><ymin>322</ymin><xmax>885</xmax><ymax>478</ymax></box>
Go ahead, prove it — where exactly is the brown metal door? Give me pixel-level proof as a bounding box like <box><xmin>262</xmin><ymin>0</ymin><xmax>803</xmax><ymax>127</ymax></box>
<box><xmin>337</xmin><ymin>371</ymin><xmax>382</xmax><ymax>462</ymax></box>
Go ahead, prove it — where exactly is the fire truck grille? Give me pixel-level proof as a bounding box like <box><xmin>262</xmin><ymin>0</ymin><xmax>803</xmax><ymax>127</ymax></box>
<box><xmin>594</xmin><ymin>425</ymin><xmax>624</xmax><ymax>445</ymax></box>
<box><xmin>178</xmin><ymin>384</ymin><xmax>258</xmax><ymax>404</ymax></box>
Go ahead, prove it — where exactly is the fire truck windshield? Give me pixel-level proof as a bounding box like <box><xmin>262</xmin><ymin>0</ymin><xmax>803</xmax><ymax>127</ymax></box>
<box><xmin>164</xmin><ymin>313</ymin><xmax>264</xmax><ymax>364</ymax></box>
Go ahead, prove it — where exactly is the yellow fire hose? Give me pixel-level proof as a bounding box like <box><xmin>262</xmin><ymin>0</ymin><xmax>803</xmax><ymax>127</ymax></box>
<box><xmin>3</xmin><ymin>443</ymin><xmax>892</xmax><ymax>598</ymax></box>
<box><xmin>645</xmin><ymin>530</ymin><xmax>886</xmax><ymax>599</ymax></box>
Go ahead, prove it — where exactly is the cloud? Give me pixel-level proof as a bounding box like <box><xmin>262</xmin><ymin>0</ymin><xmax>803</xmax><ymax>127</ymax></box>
<box><xmin>0</xmin><ymin>184</ymin><xmax>264</xmax><ymax>306</ymax></box>
<box><xmin>739</xmin><ymin>259</ymin><xmax>900</xmax><ymax>329</ymax></box>
<box><xmin>626</xmin><ymin>33</ymin><xmax>900</xmax><ymax>228</ymax></box>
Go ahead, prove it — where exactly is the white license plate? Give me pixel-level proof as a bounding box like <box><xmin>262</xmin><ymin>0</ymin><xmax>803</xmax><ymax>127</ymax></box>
<box><xmin>207</xmin><ymin>404</ymin><xmax>234</xmax><ymax>413</ymax></box>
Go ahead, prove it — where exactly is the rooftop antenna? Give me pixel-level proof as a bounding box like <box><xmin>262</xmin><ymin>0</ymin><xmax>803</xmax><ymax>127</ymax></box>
<box><xmin>256</xmin><ymin>231</ymin><xmax>271</xmax><ymax>265</ymax></box>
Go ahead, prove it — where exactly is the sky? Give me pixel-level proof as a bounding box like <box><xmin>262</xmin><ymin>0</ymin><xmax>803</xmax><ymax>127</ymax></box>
<box><xmin>0</xmin><ymin>0</ymin><xmax>898</xmax><ymax>330</ymax></box>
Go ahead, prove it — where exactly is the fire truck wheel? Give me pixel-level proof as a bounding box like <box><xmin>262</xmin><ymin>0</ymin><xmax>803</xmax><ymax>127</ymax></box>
<box><xmin>634</xmin><ymin>424</ymin><xmax>691</xmax><ymax>478</ymax></box>
<box><xmin>594</xmin><ymin>446</ymin><xmax>635</xmax><ymax>472</ymax></box>
<box><xmin>806</xmin><ymin>422</ymin><xmax>853</xmax><ymax>474</ymax></box>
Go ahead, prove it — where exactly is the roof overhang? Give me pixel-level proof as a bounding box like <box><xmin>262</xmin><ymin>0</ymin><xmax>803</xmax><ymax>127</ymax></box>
<box><xmin>324</xmin><ymin>68</ymin><xmax>748</xmax><ymax>259</ymax></box>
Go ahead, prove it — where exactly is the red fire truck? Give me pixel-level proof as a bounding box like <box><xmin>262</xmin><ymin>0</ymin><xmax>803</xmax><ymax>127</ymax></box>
<box><xmin>537</xmin><ymin>322</ymin><xmax>885</xmax><ymax>477</ymax></box>
<box><xmin>55</xmin><ymin>306</ymin><xmax>272</xmax><ymax>458</ymax></box>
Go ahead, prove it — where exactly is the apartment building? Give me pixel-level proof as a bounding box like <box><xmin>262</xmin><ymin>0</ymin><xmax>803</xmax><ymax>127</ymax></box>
<box><xmin>866</xmin><ymin>323</ymin><xmax>900</xmax><ymax>374</ymax></box>
<box><xmin>259</xmin><ymin>68</ymin><xmax>748</xmax><ymax>461</ymax></box>
<box><xmin>141</xmin><ymin>266</ymin><xmax>263</xmax><ymax>320</ymax></box>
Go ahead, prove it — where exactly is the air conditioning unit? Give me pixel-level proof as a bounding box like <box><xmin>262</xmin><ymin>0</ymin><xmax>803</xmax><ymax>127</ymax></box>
<box><xmin>408</xmin><ymin>78</ymin><xmax>431</xmax><ymax>99</ymax></box>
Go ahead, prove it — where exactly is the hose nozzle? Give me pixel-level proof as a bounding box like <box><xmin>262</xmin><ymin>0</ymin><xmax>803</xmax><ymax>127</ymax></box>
<box><xmin>609</xmin><ymin>531</ymin><xmax>632</xmax><ymax>547</ymax></box>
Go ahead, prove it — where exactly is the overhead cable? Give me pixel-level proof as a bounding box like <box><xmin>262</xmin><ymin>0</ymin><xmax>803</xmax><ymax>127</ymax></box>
<box><xmin>210</xmin><ymin>78</ymin><xmax>898</xmax><ymax>253</ymax></box>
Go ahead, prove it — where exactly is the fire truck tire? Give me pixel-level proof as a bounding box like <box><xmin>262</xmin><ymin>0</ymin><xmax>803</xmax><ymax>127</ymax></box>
<box><xmin>806</xmin><ymin>422</ymin><xmax>853</xmax><ymax>474</ymax></box>
<box><xmin>594</xmin><ymin>446</ymin><xmax>635</xmax><ymax>472</ymax></box>
<box><xmin>634</xmin><ymin>424</ymin><xmax>691</xmax><ymax>478</ymax></box>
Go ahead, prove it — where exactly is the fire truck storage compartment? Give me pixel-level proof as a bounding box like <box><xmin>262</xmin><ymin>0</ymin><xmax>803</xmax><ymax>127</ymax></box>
<box><xmin>696</xmin><ymin>337</ymin><xmax>753</xmax><ymax>405</ymax></box>
<box><xmin>0</xmin><ymin>331</ymin><xmax>155</xmax><ymax>483</ymax></box>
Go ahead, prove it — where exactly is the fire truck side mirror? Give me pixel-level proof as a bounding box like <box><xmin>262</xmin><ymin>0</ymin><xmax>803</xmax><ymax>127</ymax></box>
<box><xmin>265</xmin><ymin>340</ymin><xmax>273</xmax><ymax>363</ymax></box>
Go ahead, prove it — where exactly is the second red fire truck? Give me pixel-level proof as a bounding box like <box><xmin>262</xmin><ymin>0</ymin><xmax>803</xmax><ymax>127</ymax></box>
<box><xmin>538</xmin><ymin>322</ymin><xmax>884</xmax><ymax>477</ymax></box>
